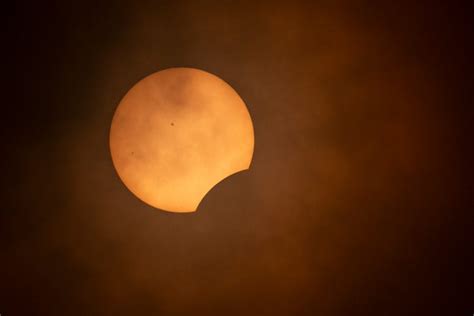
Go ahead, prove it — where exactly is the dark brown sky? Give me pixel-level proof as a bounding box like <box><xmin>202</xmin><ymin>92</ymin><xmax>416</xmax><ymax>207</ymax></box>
<box><xmin>1</xmin><ymin>1</ymin><xmax>473</xmax><ymax>315</ymax></box>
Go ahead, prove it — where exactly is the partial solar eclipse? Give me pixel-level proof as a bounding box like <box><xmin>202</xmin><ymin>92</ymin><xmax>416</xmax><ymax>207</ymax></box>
<box><xmin>109</xmin><ymin>68</ymin><xmax>254</xmax><ymax>213</ymax></box>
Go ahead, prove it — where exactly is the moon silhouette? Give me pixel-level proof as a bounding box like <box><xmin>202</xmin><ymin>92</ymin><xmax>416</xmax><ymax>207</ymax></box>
<box><xmin>109</xmin><ymin>68</ymin><xmax>254</xmax><ymax>213</ymax></box>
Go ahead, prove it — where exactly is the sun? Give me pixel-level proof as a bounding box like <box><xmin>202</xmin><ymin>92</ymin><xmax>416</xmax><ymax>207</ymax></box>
<box><xmin>109</xmin><ymin>68</ymin><xmax>254</xmax><ymax>212</ymax></box>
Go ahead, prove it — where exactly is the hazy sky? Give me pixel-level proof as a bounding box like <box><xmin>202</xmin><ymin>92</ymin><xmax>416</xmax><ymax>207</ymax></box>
<box><xmin>2</xmin><ymin>1</ymin><xmax>472</xmax><ymax>315</ymax></box>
